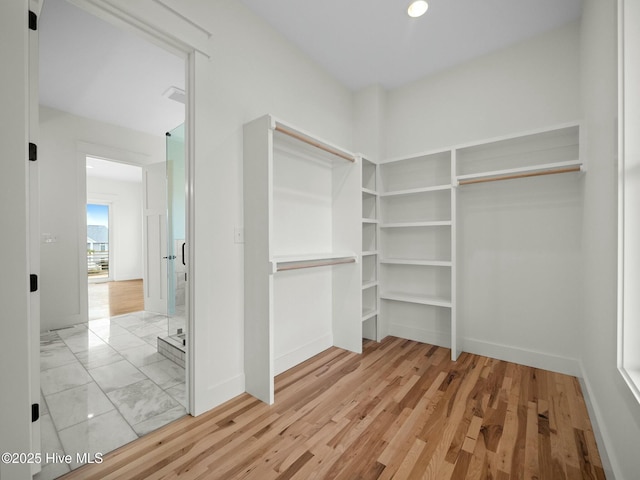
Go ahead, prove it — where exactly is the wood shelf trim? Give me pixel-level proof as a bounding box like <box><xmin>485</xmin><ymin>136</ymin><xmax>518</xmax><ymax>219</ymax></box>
<box><xmin>362</xmin><ymin>218</ymin><xmax>379</xmax><ymax>224</ymax></box>
<box><xmin>456</xmin><ymin>160</ymin><xmax>582</xmax><ymax>185</ymax></box>
<box><xmin>362</xmin><ymin>187</ymin><xmax>377</xmax><ymax>196</ymax></box>
<box><xmin>275</xmin><ymin>256</ymin><xmax>356</xmax><ymax>272</ymax></box>
<box><xmin>380</xmin><ymin>184</ymin><xmax>452</xmax><ymax>197</ymax></box>
<box><xmin>274</xmin><ymin>123</ymin><xmax>356</xmax><ymax>163</ymax></box>
<box><xmin>380</xmin><ymin>258</ymin><xmax>452</xmax><ymax>267</ymax></box>
<box><xmin>380</xmin><ymin>220</ymin><xmax>452</xmax><ymax>228</ymax></box>
<box><xmin>380</xmin><ymin>292</ymin><xmax>452</xmax><ymax>308</ymax></box>
<box><xmin>361</xmin><ymin>251</ymin><xmax>378</xmax><ymax>257</ymax></box>
<box><xmin>273</xmin><ymin>252</ymin><xmax>357</xmax><ymax>272</ymax></box>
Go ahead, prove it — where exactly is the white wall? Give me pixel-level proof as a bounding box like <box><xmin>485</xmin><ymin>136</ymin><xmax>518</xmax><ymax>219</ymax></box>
<box><xmin>382</xmin><ymin>22</ymin><xmax>584</xmax><ymax>375</ymax></box>
<box><xmin>39</xmin><ymin>106</ymin><xmax>163</xmax><ymax>331</ymax></box>
<box><xmin>386</xmin><ymin>22</ymin><xmax>581</xmax><ymax>156</ymax></box>
<box><xmin>169</xmin><ymin>1</ymin><xmax>354</xmax><ymax>413</ymax></box>
<box><xmin>580</xmin><ymin>0</ymin><xmax>640</xmax><ymax>478</ymax></box>
<box><xmin>87</xmin><ymin>175</ymin><xmax>143</xmax><ymax>282</ymax></box>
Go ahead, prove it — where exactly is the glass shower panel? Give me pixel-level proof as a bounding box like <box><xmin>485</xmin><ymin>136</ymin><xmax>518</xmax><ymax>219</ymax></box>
<box><xmin>166</xmin><ymin>124</ymin><xmax>186</xmax><ymax>342</ymax></box>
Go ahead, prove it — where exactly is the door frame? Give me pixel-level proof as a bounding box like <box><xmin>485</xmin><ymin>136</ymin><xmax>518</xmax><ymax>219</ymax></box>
<box><xmin>63</xmin><ymin>0</ymin><xmax>197</xmax><ymax>415</ymax></box>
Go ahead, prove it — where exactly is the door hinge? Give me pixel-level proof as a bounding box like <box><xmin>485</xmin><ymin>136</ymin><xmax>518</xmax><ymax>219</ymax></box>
<box><xmin>29</xmin><ymin>142</ymin><xmax>37</xmax><ymax>162</ymax></box>
<box><xmin>30</xmin><ymin>274</ymin><xmax>38</xmax><ymax>293</ymax></box>
<box><xmin>31</xmin><ymin>403</ymin><xmax>39</xmax><ymax>422</ymax></box>
<box><xmin>28</xmin><ymin>10</ymin><xmax>37</xmax><ymax>31</ymax></box>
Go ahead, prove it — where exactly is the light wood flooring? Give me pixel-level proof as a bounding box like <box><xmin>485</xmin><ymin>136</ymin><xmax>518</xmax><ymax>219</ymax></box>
<box><xmin>88</xmin><ymin>279</ymin><xmax>144</xmax><ymax>319</ymax></box>
<box><xmin>61</xmin><ymin>337</ymin><xmax>605</xmax><ymax>480</ymax></box>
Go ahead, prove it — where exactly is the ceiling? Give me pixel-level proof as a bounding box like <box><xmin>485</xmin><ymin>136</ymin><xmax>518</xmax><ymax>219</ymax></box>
<box><xmin>240</xmin><ymin>0</ymin><xmax>583</xmax><ymax>90</ymax></box>
<box><xmin>39</xmin><ymin>0</ymin><xmax>185</xmax><ymax>137</ymax></box>
<box><xmin>39</xmin><ymin>0</ymin><xmax>583</xmax><ymax>139</ymax></box>
<box><xmin>86</xmin><ymin>157</ymin><xmax>142</xmax><ymax>183</ymax></box>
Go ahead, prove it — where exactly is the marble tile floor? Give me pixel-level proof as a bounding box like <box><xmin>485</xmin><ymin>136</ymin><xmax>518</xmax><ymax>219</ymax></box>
<box><xmin>35</xmin><ymin>311</ymin><xmax>187</xmax><ymax>480</ymax></box>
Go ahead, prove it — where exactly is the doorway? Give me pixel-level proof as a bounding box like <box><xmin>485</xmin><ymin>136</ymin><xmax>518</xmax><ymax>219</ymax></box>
<box><xmin>36</xmin><ymin>1</ymin><xmax>190</xmax><ymax>477</ymax></box>
<box><xmin>86</xmin><ymin>203</ymin><xmax>111</xmax><ymax>282</ymax></box>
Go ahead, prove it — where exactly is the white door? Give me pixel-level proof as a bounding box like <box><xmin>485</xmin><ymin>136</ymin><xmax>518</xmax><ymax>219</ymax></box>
<box><xmin>29</xmin><ymin>0</ymin><xmax>42</xmax><ymax>475</ymax></box>
<box><xmin>143</xmin><ymin>162</ymin><xmax>168</xmax><ymax>314</ymax></box>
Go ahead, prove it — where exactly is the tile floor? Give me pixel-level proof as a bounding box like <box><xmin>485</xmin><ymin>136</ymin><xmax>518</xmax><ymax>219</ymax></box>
<box><xmin>35</xmin><ymin>311</ymin><xmax>187</xmax><ymax>480</ymax></box>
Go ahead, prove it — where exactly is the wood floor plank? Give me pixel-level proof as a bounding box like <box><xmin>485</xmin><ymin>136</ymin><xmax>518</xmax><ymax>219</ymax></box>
<box><xmin>60</xmin><ymin>338</ymin><xmax>605</xmax><ymax>480</ymax></box>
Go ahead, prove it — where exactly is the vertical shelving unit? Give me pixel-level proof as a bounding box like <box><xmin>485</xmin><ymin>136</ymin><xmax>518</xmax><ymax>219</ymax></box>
<box><xmin>378</xmin><ymin>150</ymin><xmax>459</xmax><ymax>359</ymax></box>
<box><xmin>244</xmin><ymin>115</ymin><xmax>361</xmax><ymax>404</ymax></box>
<box><xmin>361</xmin><ymin>158</ymin><xmax>379</xmax><ymax>340</ymax></box>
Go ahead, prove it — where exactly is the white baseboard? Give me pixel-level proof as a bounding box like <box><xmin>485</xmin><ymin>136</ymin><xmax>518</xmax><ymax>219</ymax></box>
<box><xmin>388</xmin><ymin>324</ymin><xmax>451</xmax><ymax>349</ymax></box>
<box><xmin>192</xmin><ymin>373</ymin><xmax>245</xmax><ymax>416</ymax></box>
<box><xmin>462</xmin><ymin>337</ymin><xmax>581</xmax><ymax>376</ymax></box>
<box><xmin>578</xmin><ymin>362</ymin><xmax>618</xmax><ymax>480</ymax></box>
<box><xmin>274</xmin><ymin>334</ymin><xmax>333</xmax><ymax>376</ymax></box>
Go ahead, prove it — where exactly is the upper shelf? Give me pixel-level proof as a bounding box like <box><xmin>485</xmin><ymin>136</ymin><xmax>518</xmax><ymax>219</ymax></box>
<box><xmin>380</xmin><ymin>184</ymin><xmax>451</xmax><ymax>197</ymax></box>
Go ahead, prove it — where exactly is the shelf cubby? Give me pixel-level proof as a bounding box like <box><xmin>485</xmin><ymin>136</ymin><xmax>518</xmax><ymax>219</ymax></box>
<box><xmin>381</xmin><ymin>263</ymin><xmax>451</xmax><ymax>306</ymax></box>
<box><xmin>456</xmin><ymin>124</ymin><xmax>580</xmax><ymax>178</ymax></box>
<box><xmin>381</xmin><ymin>225</ymin><xmax>451</xmax><ymax>263</ymax></box>
<box><xmin>380</xmin><ymin>188</ymin><xmax>451</xmax><ymax>224</ymax></box>
<box><xmin>379</xmin><ymin>151</ymin><xmax>451</xmax><ymax>193</ymax></box>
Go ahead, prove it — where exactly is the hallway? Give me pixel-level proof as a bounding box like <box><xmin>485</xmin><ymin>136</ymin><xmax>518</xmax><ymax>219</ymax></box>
<box><xmin>36</xmin><ymin>311</ymin><xmax>187</xmax><ymax>480</ymax></box>
<box><xmin>88</xmin><ymin>279</ymin><xmax>144</xmax><ymax>320</ymax></box>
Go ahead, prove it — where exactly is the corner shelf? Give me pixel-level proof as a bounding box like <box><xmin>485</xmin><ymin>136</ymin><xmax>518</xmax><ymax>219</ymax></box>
<box><xmin>362</xmin><ymin>308</ymin><xmax>378</xmax><ymax>323</ymax></box>
<box><xmin>380</xmin><ymin>291</ymin><xmax>452</xmax><ymax>308</ymax></box>
<box><xmin>380</xmin><ymin>184</ymin><xmax>452</xmax><ymax>197</ymax></box>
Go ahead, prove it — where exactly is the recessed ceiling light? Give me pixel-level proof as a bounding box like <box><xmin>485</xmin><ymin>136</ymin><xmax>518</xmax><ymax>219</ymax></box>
<box><xmin>407</xmin><ymin>0</ymin><xmax>428</xmax><ymax>18</ymax></box>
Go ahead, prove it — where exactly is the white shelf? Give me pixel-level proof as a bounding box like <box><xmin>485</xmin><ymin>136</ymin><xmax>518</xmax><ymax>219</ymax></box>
<box><xmin>380</xmin><ymin>292</ymin><xmax>452</xmax><ymax>308</ymax></box>
<box><xmin>380</xmin><ymin>258</ymin><xmax>452</xmax><ymax>267</ymax></box>
<box><xmin>362</xmin><ymin>251</ymin><xmax>378</xmax><ymax>257</ymax></box>
<box><xmin>273</xmin><ymin>252</ymin><xmax>355</xmax><ymax>263</ymax></box>
<box><xmin>380</xmin><ymin>221</ymin><xmax>451</xmax><ymax>229</ymax></box>
<box><xmin>362</xmin><ymin>308</ymin><xmax>378</xmax><ymax>322</ymax></box>
<box><xmin>380</xmin><ymin>184</ymin><xmax>451</xmax><ymax>197</ymax></box>
<box><xmin>362</xmin><ymin>187</ymin><xmax>377</xmax><ymax>196</ymax></box>
<box><xmin>362</xmin><ymin>218</ymin><xmax>379</xmax><ymax>224</ymax></box>
<box><xmin>456</xmin><ymin>160</ymin><xmax>582</xmax><ymax>183</ymax></box>
<box><xmin>362</xmin><ymin>280</ymin><xmax>378</xmax><ymax>290</ymax></box>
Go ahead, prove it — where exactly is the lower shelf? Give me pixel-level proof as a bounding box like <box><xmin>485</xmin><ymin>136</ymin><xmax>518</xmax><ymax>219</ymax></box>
<box><xmin>380</xmin><ymin>291</ymin><xmax>452</xmax><ymax>308</ymax></box>
<box><xmin>362</xmin><ymin>308</ymin><xmax>378</xmax><ymax>322</ymax></box>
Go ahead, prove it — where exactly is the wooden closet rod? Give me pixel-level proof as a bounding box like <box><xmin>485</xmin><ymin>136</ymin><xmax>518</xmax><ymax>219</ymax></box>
<box><xmin>275</xmin><ymin>124</ymin><xmax>356</xmax><ymax>163</ymax></box>
<box><xmin>458</xmin><ymin>166</ymin><xmax>581</xmax><ymax>186</ymax></box>
<box><xmin>277</xmin><ymin>257</ymin><xmax>356</xmax><ymax>272</ymax></box>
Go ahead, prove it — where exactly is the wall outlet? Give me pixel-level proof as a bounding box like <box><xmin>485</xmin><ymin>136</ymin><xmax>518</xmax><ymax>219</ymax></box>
<box><xmin>234</xmin><ymin>227</ymin><xmax>244</xmax><ymax>244</ymax></box>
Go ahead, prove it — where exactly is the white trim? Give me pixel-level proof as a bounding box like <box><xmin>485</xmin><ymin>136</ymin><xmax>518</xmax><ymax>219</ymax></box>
<box><xmin>617</xmin><ymin>0</ymin><xmax>640</xmax><ymax>405</ymax></box>
<box><xmin>193</xmin><ymin>373</ymin><xmax>245</xmax><ymax>417</ymax></box>
<box><xmin>274</xmin><ymin>334</ymin><xmax>333</xmax><ymax>376</ymax></box>
<box><xmin>462</xmin><ymin>337</ymin><xmax>581</xmax><ymax>376</ymax></box>
<box><xmin>387</xmin><ymin>324</ymin><xmax>451</xmax><ymax>349</ymax></box>
<box><xmin>579</xmin><ymin>362</ymin><xmax>619</xmax><ymax>480</ymax></box>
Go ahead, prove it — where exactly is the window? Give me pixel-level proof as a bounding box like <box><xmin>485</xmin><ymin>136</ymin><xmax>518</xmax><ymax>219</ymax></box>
<box><xmin>618</xmin><ymin>0</ymin><xmax>640</xmax><ymax>403</ymax></box>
